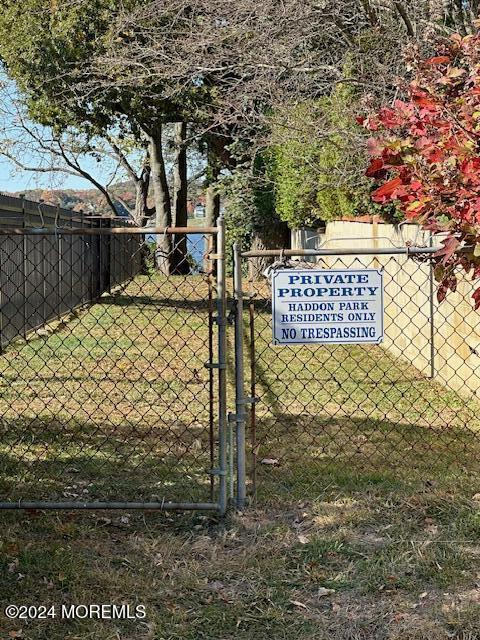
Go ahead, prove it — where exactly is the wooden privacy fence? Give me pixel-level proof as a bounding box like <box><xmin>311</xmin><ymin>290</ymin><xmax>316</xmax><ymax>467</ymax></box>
<box><xmin>0</xmin><ymin>194</ymin><xmax>142</xmax><ymax>349</ymax></box>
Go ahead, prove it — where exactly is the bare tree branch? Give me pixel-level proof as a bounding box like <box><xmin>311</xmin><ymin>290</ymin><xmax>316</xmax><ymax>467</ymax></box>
<box><xmin>392</xmin><ymin>1</ymin><xmax>416</xmax><ymax>36</ymax></box>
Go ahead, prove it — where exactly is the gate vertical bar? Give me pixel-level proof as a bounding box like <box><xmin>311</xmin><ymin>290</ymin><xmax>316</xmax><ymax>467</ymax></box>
<box><xmin>248</xmin><ymin>259</ymin><xmax>258</xmax><ymax>503</ymax></box>
<box><xmin>57</xmin><ymin>206</ymin><xmax>62</xmax><ymax>320</ymax></box>
<box><xmin>207</xmin><ymin>233</ymin><xmax>215</xmax><ymax>501</ymax></box>
<box><xmin>233</xmin><ymin>242</ymin><xmax>247</xmax><ymax>508</ymax></box>
<box><xmin>216</xmin><ymin>217</ymin><xmax>228</xmax><ymax>515</ymax></box>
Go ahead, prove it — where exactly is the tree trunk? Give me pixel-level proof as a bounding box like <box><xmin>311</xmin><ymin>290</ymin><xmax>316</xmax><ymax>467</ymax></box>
<box><xmin>172</xmin><ymin>121</ymin><xmax>190</xmax><ymax>274</ymax></box>
<box><xmin>205</xmin><ymin>181</ymin><xmax>220</xmax><ymax>227</ymax></box>
<box><xmin>204</xmin><ymin>152</ymin><xmax>220</xmax><ymax>273</ymax></box>
<box><xmin>250</xmin><ymin>219</ymin><xmax>290</xmax><ymax>279</ymax></box>
<box><xmin>148</xmin><ymin>124</ymin><xmax>172</xmax><ymax>275</ymax></box>
<box><xmin>133</xmin><ymin>163</ymin><xmax>151</xmax><ymax>226</ymax></box>
<box><xmin>249</xmin><ymin>153</ymin><xmax>290</xmax><ymax>278</ymax></box>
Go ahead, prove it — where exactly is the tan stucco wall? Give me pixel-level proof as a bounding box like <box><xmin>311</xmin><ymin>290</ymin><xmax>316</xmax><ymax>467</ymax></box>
<box><xmin>310</xmin><ymin>221</ymin><xmax>480</xmax><ymax>398</ymax></box>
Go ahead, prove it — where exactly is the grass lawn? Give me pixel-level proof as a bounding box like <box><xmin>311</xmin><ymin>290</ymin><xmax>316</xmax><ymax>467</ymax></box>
<box><xmin>0</xmin><ymin>275</ymin><xmax>217</xmax><ymax>505</ymax></box>
<box><xmin>0</xmin><ymin>274</ymin><xmax>479</xmax><ymax>639</ymax></box>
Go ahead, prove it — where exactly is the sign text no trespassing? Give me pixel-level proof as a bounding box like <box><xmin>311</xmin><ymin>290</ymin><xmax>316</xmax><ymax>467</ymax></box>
<box><xmin>272</xmin><ymin>268</ymin><xmax>384</xmax><ymax>344</ymax></box>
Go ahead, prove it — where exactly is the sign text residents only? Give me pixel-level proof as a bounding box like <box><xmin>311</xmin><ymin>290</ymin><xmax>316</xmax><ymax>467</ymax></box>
<box><xmin>272</xmin><ymin>268</ymin><xmax>384</xmax><ymax>344</ymax></box>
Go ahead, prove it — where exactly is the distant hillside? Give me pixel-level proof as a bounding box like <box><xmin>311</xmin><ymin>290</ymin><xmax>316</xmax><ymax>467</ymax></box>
<box><xmin>7</xmin><ymin>181</ymin><xmax>139</xmax><ymax>217</ymax></box>
<box><xmin>7</xmin><ymin>178</ymin><xmax>205</xmax><ymax>219</ymax></box>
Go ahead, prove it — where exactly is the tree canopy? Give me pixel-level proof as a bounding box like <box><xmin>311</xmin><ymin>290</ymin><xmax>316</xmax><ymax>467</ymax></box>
<box><xmin>2</xmin><ymin>0</ymin><xmax>480</xmax><ymax>273</ymax></box>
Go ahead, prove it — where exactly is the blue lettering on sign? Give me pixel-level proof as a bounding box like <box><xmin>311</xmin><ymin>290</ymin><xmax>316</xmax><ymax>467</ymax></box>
<box><xmin>272</xmin><ymin>268</ymin><xmax>384</xmax><ymax>345</ymax></box>
<box><xmin>281</xmin><ymin>328</ymin><xmax>297</xmax><ymax>340</ymax></box>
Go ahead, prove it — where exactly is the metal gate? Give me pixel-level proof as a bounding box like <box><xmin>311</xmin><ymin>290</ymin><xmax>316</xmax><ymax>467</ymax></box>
<box><xmin>232</xmin><ymin>243</ymin><xmax>480</xmax><ymax>505</ymax></box>
<box><xmin>0</xmin><ymin>223</ymin><xmax>227</xmax><ymax>515</ymax></box>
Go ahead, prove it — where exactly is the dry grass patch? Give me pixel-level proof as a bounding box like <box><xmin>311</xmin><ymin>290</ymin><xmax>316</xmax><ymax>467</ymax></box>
<box><xmin>0</xmin><ymin>274</ymin><xmax>478</xmax><ymax>638</ymax></box>
<box><xmin>1</xmin><ymin>480</ymin><xmax>480</xmax><ymax>639</ymax></box>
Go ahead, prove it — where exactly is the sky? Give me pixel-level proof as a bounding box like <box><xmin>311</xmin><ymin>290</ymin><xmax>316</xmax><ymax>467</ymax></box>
<box><xmin>0</xmin><ymin>80</ymin><xmax>189</xmax><ymax>197</ymax></box>
<box><xmin>0</xmin><ymin>155</ymin><xmax>109</xmax><ymax>194</ymax></box>
<box><xmin>0</xmin><ymin>75</ymin><xmax>125</xmax><ymax>195</ymax></box>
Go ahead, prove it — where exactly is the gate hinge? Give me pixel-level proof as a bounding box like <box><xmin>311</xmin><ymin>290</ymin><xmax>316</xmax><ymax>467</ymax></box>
<box><xmin>228</xmin><ymin>411</ymin><xmax>247</xmax><ymax>423</ymax></box>
<box><xmin>240</xmin><ymin>396</ymin><xmax>259</xmax><ymax>405</ymax></box>
<box><xmin>204</xmin><ymin>362</ymin><xmax>227</xmax><ymax>370</ymax></box>
<box><xmin>209</xmin><ymin>467</ymin><xmax>227</xmax><ymax>476</ymax></box>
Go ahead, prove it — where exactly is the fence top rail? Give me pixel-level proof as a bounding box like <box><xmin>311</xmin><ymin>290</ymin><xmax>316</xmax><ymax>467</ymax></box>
<box><xmin>241</xmin><ymin>246</ymin><xmax>440</xmax><ymax>258</ymax></box>
<box><xmin>0</xmin><ymin>225</ymin><xmax>218</xmax><ymax>237</ymax></box>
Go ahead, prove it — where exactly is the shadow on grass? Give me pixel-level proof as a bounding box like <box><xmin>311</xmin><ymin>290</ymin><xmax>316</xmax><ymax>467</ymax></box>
<box><xmin>249</xmin><ymin>413</ymin><xmax>480</xmax><ymax>503</ymax></box>
<box><xmin>0</xmin><ymin>414</ymin><xmax>215</xmax><ymax>504</ymax></box>
<box><xmin>1</xmin><ymin>408</ymin><xmax>477</xmax><ymax>508</ymax></box>
<box><xmin>100</xmin><ymin>294</ymin><xmax>213</xmax><ymax>313</ymax></box>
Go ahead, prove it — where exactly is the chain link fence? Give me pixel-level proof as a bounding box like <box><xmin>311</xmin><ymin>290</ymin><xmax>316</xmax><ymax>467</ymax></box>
<box><xmin>0</xmin><ymin>226</ymin><xmax>227</xmax><ymax>513</ymax></box>
<box><xmin>238</xmin><ymin>247</ymin><xmax>480</xmax><ymax>503</ymax></box>
<box><xmin>1</xmin><ymin>224</ymin><xmax>480</xmax><ymax>513</ymax></box>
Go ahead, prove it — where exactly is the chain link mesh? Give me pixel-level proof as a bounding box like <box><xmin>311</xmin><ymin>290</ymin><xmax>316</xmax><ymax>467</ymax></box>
<box><xmin>0</xmin><ymin>230</ymin><xmax>219</xmax><ymax>507</ymax></box>
<box><xmin>2</xmin><ymin>230</ymin><xmax>478</xmax><ymax>510</ymax></box>
<box><xmin>245</xmin><ymin>253</ymin><xmax>480</xmax><ymax>502</ymax></box>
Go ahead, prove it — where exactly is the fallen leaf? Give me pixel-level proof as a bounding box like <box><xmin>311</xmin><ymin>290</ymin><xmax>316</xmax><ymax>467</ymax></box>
<box><xmin>317</xmin><ymin>587</ymin><xmax>336</xmax><ymax>597</ymax></box>
<box><xmin>207</xmin><ymin>581</ymin><xmax>225</xmax><ymax>592</ymax></box>
<box><xmin>7</xmin><ymin>559</ymin><xmax>19</xmax><ymax>573</ymax></box>
<box><xmin>290</xmin><ymin>600</ymin><xmax>309</xmax><ymax>610</ymax></box>
<box><xmin>5</xmin><ymin>543</ymin><xmax>19</xmax><ymax>555</ymax></box>
<box><xmin>260</xmin><ymin>458</ymin><xmax>279</xmax><ymax>466</ymax></box>
<box><xmin>297</xmin><ymin>534</ymin><xmax>309</xmax><ymax>545</ymax></box>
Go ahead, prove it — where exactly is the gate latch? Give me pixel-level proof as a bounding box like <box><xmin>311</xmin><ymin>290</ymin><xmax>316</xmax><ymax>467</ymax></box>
<box><xmin>204</xmin><ymin>362</ymin><xmax>227</xmax><ymax>370</ymax></box>
<box><xmin>228</xmin><ymin>411</ymin><xmax>247</xmax><ymax>424</ymax></box>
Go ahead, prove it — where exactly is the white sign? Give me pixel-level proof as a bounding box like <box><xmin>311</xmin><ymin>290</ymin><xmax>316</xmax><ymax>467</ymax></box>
<box><xmin>272</xmin><ymin>268</ymin><xmax>384</xmax><ymax>345</ymax></box>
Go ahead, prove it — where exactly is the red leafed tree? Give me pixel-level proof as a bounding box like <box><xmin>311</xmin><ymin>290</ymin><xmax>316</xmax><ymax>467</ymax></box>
<box><xmin>360</xmin><ymin>30</ymin><xmax>480</xmax><ymax>307</ymax></box>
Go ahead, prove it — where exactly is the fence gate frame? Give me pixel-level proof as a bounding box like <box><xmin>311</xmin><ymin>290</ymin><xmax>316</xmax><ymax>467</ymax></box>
<box><xmin>231</xmin><ymin>241</ymin><xmax>442</xmax><ymax>506</ymax></box>
<box><xmin>0</xmin><ymin>221</ymin><xmax>228</xmax><ymax>516</ymax></box>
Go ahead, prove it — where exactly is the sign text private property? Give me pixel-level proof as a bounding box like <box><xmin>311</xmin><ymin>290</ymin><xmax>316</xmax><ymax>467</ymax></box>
<box><xmin>272</xmin><ymin>268</ymin><xmax>384</xmax><ymax>344</ymax></box>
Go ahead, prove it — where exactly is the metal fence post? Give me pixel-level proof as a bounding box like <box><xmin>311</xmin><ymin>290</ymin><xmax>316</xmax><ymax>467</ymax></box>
<box><xmin>233</xmin><ymin>242</ymin><xmax>247</xmax><ymax>508</ymax></box>
<box><xmin>429</xmin><ymin>231</ymin><xmax>435</xmax><ymax>379</ymax></box>
<box><xmin>248</xmin><ymin>259</ymin><xmax>258</xmax><ymax>503</ymax></box>
<box><xmin>216</xmin><ymin>217</ymin><xmax>228</xmax><ymax>516</ymax></box>
<box><xmin>57</xmin><ymin>205</ymin><xmax>62</xmax><ymax>320</ymax></box>
<box><xmin>22</xmin><ymin>195</ymin><xmax>28</xmax><ymax>338</ymax></box>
